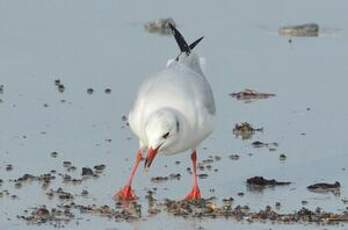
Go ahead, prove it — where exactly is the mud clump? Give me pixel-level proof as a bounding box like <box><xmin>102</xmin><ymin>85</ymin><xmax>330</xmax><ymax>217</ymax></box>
<box><xmin>229</xmin><ymin>154</ymin><xmax>240</xmax><ymax>160</ymax></box>
<box><xmin>50</xmin><ymin>152</ymin><xmax>58</xmax><ymax>158</ymax></box>
<box><xmin>144</xmin><ymin>18</ymin><xmax>176</xmax><ymax>35</ymax></box>
<box><xmin>87</xmin><ymin>88</ymin><xmax>94</xmax><ymax>95</ymax></box>
<box><xmin>17</xmin><ymin>205</ymin><xmax>73</xmax><ymax>225</ymax></box>
<box><xmin>94</xmin><ymin>164</ymin><xmax>106</xmax><ymax>173</ymax></box>
<box><xmin>151</xmin><ymin>176</ymin><xmax>169</xmax><ymax>183</ymax></box>
<box><xmin>198</xmin><ymin>174</ymin><xmax>208</xmax><ymax>179</ymax></box>
<box><xmin>307</xmin><ymin>181</ymin><xmax>341</xmax><ymax>195</ymax></box>
<box><xmin>0</xmin><ymin>190</ymin><xmax>10</xmax><ymax>198</ymax></box>
<box><xmin>63</xmin><ymin>161</ymin><xmax>72</xmax><ymax>168</ymax></box>
<box><xmin>10</xmin><ymin>173</ymin><xmax>55</xmax><ymax>189</ymax></box>
<box><xmin>17</xmin><ymin>197</ymin><xmax>348</xmax><ymax>225</ymax></box>
<box><xmin>5</xmin><ymin>164</ymin><xmax>13</xmax><ymax>171</ymax></box>
<box><xmin>81</xmin><ymin>167</ymin><xmax>95</xmax><ymax>177</ymax></box>
<box><xmin>230</xmin><ymin>89</ymin><xmax>275</xmax><ymax>102</ymax></box>
<box><xmin>46</xmin><ymin>187</ymin><xmax>74</xmax><ymax>200</ymax></box>
<box><xmin>163</xmin><ymin>198</ymin><xmax>348</xmax><ymax>223</ymax></box>
<box><xmin>74</xmin><ymin>201</ymin><xmax>142</xmax><ymax>221</ymax></box>
<box><xmin>233</xmin><ymin>122</ymin><xmax>263</xmax><ymax>140</ymax></box>
<box><xmin>279</xmin><ymin>23</ymin><xmax>319</xmax><ymax>37</ymax></box>
<box><xmin>279</xmin><ymin>154</ymin><xmax>287</xmax><ymax>161</ymax></box>
<box><xmin>54</xmin><ymin>79</ymin><xmax>65</xmax><ymax>93</ymax></box>
<box><xmin>247</xmin><ymin>176</ymin><xmax>291</xmax><ymax>189</ymax></box>
<box><xmin>104</xmin><ymin>88</ymin><xmax>112</xmax><ymax>94</ymax></box>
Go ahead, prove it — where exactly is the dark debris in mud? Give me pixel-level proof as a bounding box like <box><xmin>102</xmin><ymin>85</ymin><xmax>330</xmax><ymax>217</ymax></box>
<box><xmin>247</xmin><ymin>176</ymin><xmax>291</xmax><ymax>189</ymax></box>
<box><xmin>151</xmin><ymin>173</ymin><xmax>181</xmax><ymax>183</ymax></box>
<box><xmin>6</xmin><ymin>164</ymin><xmax>13</xmax><ymax>171</ymax></box>
<box><xmin>307</xmin><ymin>181</ymin><xmax>341</xmax><ymax>195</ymax></box>
<box><xmin>233</xmin><ymin>122</ymin><xmax>263</xmax><ymax>140</ymax></box>
<box><xmin>229</xmin><ymin>154</ymin><xmax>240</xmax><ymax>160</ymax></box>
<box><xmin>162</xmin><ymin>198</ymin><xmax>348</xmax><ymax>224</ymax></box>
<box><xmin>230</xmin><ymin>89</ymin><xmax>275</xmax><ymax>102</ymax></box>
<box><xmin>252</xmin><ymin>141</ymin><xmax>278</xmax><ymax>149</ymax></box>
<box><xmin>17</xmin><ymin>195</ymin><xmax>348</xmax><ymax>226</ymax></box>
<box><xmin>46</xmin><ymin>187</ymin><xmax>74</xmax><ymax>200</ymax></box>
<box><xmin>17</xmin><ymin>206</ymin><xmax>73</xmax><ymax>226</ymax></box>
<box><xmin>104</xmin><ymin>88</ymin><xmax>112</xmax><ymax>94</ymax></box>
<box><xmin>19</xmin><ymin>201</ymin><xmax>142</xmax><ymax>225</ymax></box>
<box><xmin>279</xmin><ymin>154</ymin><xmax>287</xmax><ymax>161</ymax></box>
<box><xmin>86</xmin><ymin>88</ymin><xmax>94</xmax><ymax>95</ymax></box>
<box><xmin>54</xmin><ymin>79</ymin><xmax>65</xmax><ymax>93</ymax></box>
<box><xmin>10</xmin><ymin>173</ymin><xmax>55</xmax><ymax>189</ymax></box>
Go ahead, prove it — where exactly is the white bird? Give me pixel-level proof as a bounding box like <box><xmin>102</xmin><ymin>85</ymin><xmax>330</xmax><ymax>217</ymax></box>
<box><xmin>116</xmin><ymin>24</ymin><xmax>215</xmax><ymax>201</ymax></box>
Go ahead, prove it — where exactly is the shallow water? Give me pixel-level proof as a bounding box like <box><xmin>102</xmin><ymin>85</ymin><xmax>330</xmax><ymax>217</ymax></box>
<box><xmin>1</xmin><ymin>0</ymin><xmax>348</xmax><ymax>229</ymax></box>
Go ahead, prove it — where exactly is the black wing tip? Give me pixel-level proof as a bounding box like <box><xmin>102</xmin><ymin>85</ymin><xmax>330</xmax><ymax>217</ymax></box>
<box><xmin>189</xmin><ymin>36</ymin><xmax>204</xmax><ymax>50</ymax></box>
<box><xmin>169</xmin><ymin>23</ymin><xmax>204</xmax><ymax>57</ymax></box>
<box><xmin>168</xmin><ymin>22</ymin><xmax>176</xmax><ymax>31</ymax></box>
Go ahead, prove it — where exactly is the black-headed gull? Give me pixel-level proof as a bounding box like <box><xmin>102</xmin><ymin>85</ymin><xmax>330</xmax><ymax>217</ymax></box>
<box><xmin>116</xmin><ymin>24</ymin><xmax>215</xmax><ymax>201</ymax></box>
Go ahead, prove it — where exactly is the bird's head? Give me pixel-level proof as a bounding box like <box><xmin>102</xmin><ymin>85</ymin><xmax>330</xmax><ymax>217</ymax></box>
<box><xmin>144</xmin><ymin>109</ymin><xmax>181</xmax><ymax>169</ymax></box>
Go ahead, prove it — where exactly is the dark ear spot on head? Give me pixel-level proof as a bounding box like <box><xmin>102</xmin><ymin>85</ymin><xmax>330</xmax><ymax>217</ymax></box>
<box><xmin>176</xmin><ymin>119</ymin><xmax>180</xmax><ymax>132</ymax></box>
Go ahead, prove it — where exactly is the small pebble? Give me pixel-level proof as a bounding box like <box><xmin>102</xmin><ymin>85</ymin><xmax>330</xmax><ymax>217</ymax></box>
<box><xmin>104</xmin><ymin>88</ymin><xmax>112</xmax><ymax>94</ymax></box>
<box><xmin>94</xmin><ymin>164</ymin><xmax>106</xmax><ymax>172</ymax></box>
<box><xmin>15</xmin><ymin>182</ymin><xmax>22</xmax><ymax>189</ymax></box>
<box><xmin>58</xmin><ymin>84</ymin><xmax>65</xmax><ymax>93</ymax></box>
<box><xmin>198</xmin><ymin>174</ymin><xmax>208</xmax><ymax>179</ymax></box>
<box><xmin>67</xmin><ymin>166</ymin><xmax>77</xmax><ymax>172</ymax></box>
<box><xmin>63</xmin><ymin>161</ymin><xmax>72</xmax><ymax>167</ymax></box>
<box><xmin>50</xmin><ymin>152</ymin><xmax>58</xmax><ymax>158</ymax></box>
<box><xmin>63</xmin><ymin>174</ymin><xmax>72</xmax><ymax>182</ymax></box>
<box><xmin>6</xmin><ymin>164</ymin><xmax>13</xmax><ymax>171</ymax></box>
<box><xmin>214</xmin><ymin>156</ymin><xmax>221</xmax><ymax>161</ymax></box>
<box><xmin>54</xmin><ymin>79</ymin><xmax>61</xmax><ymax>86</ymax></box>
<box><xmin>229</xmin><ymin>154</ymin><xmax>240</xmax><ymax>160</ymax></box>
<box><xmin>279</xmin><ymin>154</ymin><xmax>287</xmax><ymax>161</ymax></box>
<box><xmin>275</xmin><ymin>202</ymin><xmax>281</xmax><ymax>209</ymax></box>
<box><xmin>87</xmin><ymin>88</ymin><xmax>94</xmax><ymax>95</ymax></box>
<box><xmin>237</xmin><ymin>192</ymin><xmax>244</xmax><ymax>197</ymax></box>
<box><xmin>121</xmin><ymin>115</ymin><xmax>127</xmax><ymax>122</ymax></box>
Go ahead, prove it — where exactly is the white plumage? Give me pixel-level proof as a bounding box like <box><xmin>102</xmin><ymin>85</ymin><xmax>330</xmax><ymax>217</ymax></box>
<box><xmin>128</xmin><ymin>52</ymin><xmax>215</xmax><ymax>156</ymax></box>
<box><xmin>116</xmin><ymin>24</ymin><xmax>215</xmax><ymax>201</ymax></box>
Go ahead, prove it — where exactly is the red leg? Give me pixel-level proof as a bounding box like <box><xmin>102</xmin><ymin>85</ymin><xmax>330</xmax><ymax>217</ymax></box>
<box><xmin>185</xmin><ymin>150</ymin><xmax>201</xmax><ymax>200</ymax></box>
<box><xmin>114</xmin><ymin>149</ymin><xmax>143</xmax><ymax>201</ymax></box>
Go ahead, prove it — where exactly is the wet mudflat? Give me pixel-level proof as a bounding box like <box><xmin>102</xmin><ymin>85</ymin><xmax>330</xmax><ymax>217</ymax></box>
<box><xmin>1</xmin><ymin>0</ymin><xmax>348</xmax><ymax>230</ymax></box>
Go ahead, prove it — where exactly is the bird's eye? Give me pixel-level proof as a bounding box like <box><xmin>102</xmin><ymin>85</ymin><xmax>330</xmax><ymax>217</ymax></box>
<box><xmin>162</xmin><ymin>132</ymin><xmax>170</xmax><ymax>139</ymax></box>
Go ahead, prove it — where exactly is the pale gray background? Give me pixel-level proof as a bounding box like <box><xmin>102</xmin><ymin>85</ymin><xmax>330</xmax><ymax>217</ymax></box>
<box><xmin>0</xmin><ymin>0</ymin><xmax>347</xmax><ymax>229</ymax></box>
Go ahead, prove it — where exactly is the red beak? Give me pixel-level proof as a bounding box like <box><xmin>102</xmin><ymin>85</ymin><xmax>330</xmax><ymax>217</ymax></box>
<box><xmin>144</xmin><ymin>146</ymin><xmax>160</xmax><ymax>169</ymax></box>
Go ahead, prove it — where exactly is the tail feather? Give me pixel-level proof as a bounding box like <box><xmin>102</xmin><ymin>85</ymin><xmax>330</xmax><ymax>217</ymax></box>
<box><xmin>169</xmin><ymin>23</ymin><xmax>190</xmax><ymax>54</ymax></box>
<box><xmin>189</xmin><ymin>36</ymin><xmax>204</xmax><ymax>50</ymax></box>
<box><xmin>169</xmin><ymin>23</ymin><xmax>204</xmax><ymax>54</ymax></box>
